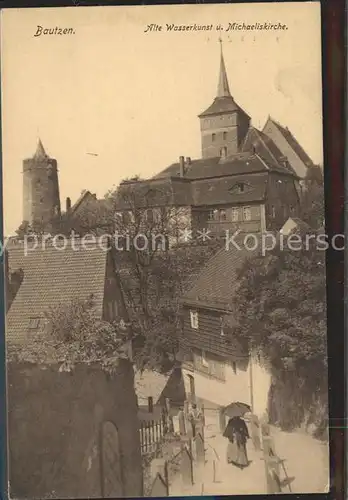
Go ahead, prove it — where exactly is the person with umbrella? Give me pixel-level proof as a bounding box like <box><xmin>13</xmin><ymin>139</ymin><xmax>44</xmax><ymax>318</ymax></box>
<box><xmin>222</xmin><ymin>402</ymin><xmax>251</xmax><ymax>469</ymax></box>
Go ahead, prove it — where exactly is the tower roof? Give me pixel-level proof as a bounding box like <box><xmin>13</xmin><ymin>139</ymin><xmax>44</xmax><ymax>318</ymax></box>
<box><xmin>198</xmin><ymin>41</ymin><xmax>250</xmax><ymax>119</ymax></box>
<box><xmin>33</xmin><ymin>139</ymin><xmax>48</xmax><ymax>160</ymax></box>
<box><xmin>217</xmin><ymin>41</ymin><xmax>231</xmax><ymax>98</ymax></box>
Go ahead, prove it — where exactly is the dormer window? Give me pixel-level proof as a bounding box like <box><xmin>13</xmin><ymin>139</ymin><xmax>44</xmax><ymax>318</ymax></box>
<box><xmin>230</xmin><ymin>182</ymin><xmax>251</xmax><ymax>195</ymax></box>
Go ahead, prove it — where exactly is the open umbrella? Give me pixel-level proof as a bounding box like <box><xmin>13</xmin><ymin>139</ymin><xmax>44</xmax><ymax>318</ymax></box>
<box><xmin>223</xmin><ymin>401</ymin><xmax>251</xmax><ymax>418</ymax></box>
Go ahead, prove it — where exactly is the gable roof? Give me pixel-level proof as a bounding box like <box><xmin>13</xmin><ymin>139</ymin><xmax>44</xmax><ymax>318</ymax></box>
<box><xmin>192</xmin><ymin>172</ymin><xmax>269</xmax><ymax>206</ymax></box>
<box><xmin>241</xmin><ymin>127</ymin><xmax>297</xmax><ymax>176</ymax></box>
<box><xmin>280</xmin><ymin>217</ymin><xmax>312</xmax><ymax>236</ymax></box>
<box><xmin>153</xmin><ymin>152</ymin><xmax>294</xmax><ymax>181</ymax></box>
<box><xmin>183</xmin><ymin>234</ymin><xmax>260</xmax><ymax>310</ymax></box>
<box><xmin>265</xmin><ymin>118</ymin><xmax>314</xmax><ymax>168</ymax></box>
<box><xmin>70</xmin><ymin>190</ymin><xmax>98</xmax><ymax>215</ymax></box>
<box><xmin>6</xmin><ymin>241</ymin><xmax>108</xmax><ymax>344</ymax></box>
<box><xmin>134</xmin><ymin>369</ymin><xmax>171</xmax><ymax>406</ymax></box>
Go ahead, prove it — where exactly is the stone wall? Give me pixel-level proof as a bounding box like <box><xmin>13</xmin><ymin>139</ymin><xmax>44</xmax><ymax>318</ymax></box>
<box><xmin>7</xmin><ymin>360</ymin><xmax>143</xmax><ymax>499</ymax></box>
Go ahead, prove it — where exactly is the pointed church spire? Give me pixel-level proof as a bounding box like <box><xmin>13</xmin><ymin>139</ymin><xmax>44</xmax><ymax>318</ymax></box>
<box><xmin>33</xmin><ymin>138</ymin><xmax>47</xmax><ymax>160</ymax></box>
<box><xmin>217</xmin><ymin>39</ymin><xmax>231</xmax><ymax>98</ymax></box>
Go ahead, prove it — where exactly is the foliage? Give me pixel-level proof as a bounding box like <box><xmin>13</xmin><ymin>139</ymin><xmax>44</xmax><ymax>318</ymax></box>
<box><xmin>234</xmin><ymin>233</ymin><xmax>327</xmax><ymax>432</ymax></box>
<box><xmin>7</xmin><ymin>297</ymin><xmax>132</xmax><ymax>373</ymax></box>
<box><xmin>55</xmin><ymin>181</ymin><xmax>221</xmax><ymax>372</ymax></box>
<box><xmin>300</xmin><ymin>181</ymin><xmax>325</xmax><ymax>229</ymax></box>
<box><xmin>12</xmin><ymin>181</ymin><xmax>221</xmax><ymax>373</ymax></box>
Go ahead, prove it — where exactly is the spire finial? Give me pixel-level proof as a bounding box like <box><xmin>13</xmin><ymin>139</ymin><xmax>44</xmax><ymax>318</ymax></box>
<box><xmin>33</xmin><ymin>138</ymin><xmax>47</xmax><ymax>160</ymax></box>
<box><xmin>216</xmin><ymin>39</ymin><xmax>231</xmax><ymax>98</ymax></box>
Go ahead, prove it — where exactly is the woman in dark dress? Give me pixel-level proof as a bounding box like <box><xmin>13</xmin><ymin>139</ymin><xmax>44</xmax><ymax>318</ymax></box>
<box><xmin>223</xmin><ymin>416</ymin><xmax>250</xmax><ymax>469</ymax></box>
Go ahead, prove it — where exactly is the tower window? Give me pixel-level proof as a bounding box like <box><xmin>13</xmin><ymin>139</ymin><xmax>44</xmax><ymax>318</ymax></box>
<box><xmin>223</xmin><ymin>132</ymin><xmax>227</xmax><ymax>140</ymax></box>
<box><xmin>271</xmin><ymin>206</ymin><xmax>276</xmax><ymax>218</ymax></box>
<box><xmin>220</xmin><ymin>147</ymin><xmax>227</xmax><ymax>158</ymax></box>
<box><xmin>212</xmin><ymin>133</ymin><xmax>216</xmax><ymax>142</ymax></box>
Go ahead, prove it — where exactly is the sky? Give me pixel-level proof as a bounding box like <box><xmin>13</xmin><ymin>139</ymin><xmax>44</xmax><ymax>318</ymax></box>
<box><xmin>1</xmin><ymin>2</ymin><xmax>323</xmax><ymax>235</ymax></box>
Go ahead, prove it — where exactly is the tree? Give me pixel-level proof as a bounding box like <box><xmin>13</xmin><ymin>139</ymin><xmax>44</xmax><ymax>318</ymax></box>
<box><xmin>234</xmin><ymin>232</ymin><xmax>327</xmax><ymax>432</ymax></box>
<box><xmin>300</xmin><ymin>167</ymin><xmax>325</xmax><ymax>229</ymax></box>
<box><xmin>8</xmin><ymin>296</ymin><xmax>132</xmax><ymax>372</ymax></box>
<box><xmin>55</xmin><ymin>180</ymin><xmax>221</xmax><ymax>372</ymax></box>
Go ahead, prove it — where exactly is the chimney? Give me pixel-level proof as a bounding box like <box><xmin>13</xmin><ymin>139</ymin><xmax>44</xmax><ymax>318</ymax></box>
<box><xmin>66</xmin><ymin>197</ymin><xmax>71</xmax><ymax>212</ymax></box>
<box><xmin>179</xmin><ymin>156</ymin><xmax>185</xmax><ymax>177</ymax></box>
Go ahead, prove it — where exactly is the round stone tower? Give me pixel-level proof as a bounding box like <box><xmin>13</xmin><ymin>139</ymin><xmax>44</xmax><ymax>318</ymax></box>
<box><xmin>22</xmin><ymin>139</ymin><xmax>61</xmax><ymax>226</ymax></box>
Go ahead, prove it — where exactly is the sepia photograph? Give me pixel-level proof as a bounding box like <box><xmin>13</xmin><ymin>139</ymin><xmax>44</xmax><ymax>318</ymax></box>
<box><xmin>1</xmin><ymin>3</ymin><xmax>329</xmax><ymax>497</ymax></box>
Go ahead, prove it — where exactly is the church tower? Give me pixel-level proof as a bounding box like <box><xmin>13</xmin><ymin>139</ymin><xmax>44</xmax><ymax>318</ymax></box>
<box><xmin>23</xmin><ymin>139</ymin><xmax>61</xmax><ymax>226</ymax></box>
<box><xmin>198</xmin><ymin>42</ymin><xmax>250</xmax><ymax>159</ymax></box>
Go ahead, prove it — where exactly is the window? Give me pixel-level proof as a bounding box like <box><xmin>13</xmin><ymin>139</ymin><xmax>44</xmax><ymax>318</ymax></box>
<box><xmin>145</xmin><ymin>209</ymin><xmax>154</xmax><ymax>224</ymax></box>
<box><xmin>230</xmin><ymin>182</ymin><xmax>249</xmax><ymax>194</ymax></box>
<box><xmin>219</xmin><ymin>209</ymin><xmax>227</xmax><ymax>221</ymax></box>
<box><xmin>220</xmin><ymin>146</ymin><xmax>227</xmax><ymax>158</ymax></box>
<box><xmin>207</xmin><ymin>210</ymin><xmax>215</xmax><ymax>221</ymax></box>
<box><xmin>223</xmin><ymin>131</ymin><xmax>227</xmax><ymax>140</ymax></box>
<box><xmin>220</xmin><ymin>317</ymin><xmax>225</xmax><ymax>336</ymax></box>
<box><xmin>243</xmin><ymin>206</ymin><xmax>251</xmax><ymax>221</ymax></box>
<box><xmin>212</xmin><ymin>133</ymin><xmax>216</xmax><ymax>142</ymax></box>
<box><xmin>231</xmin><ymin>361</ymin><xmax>237</xmax><ymax>374</ymax></box>
<box><xmin>190</xmin><ymin>310</ymin><xmax>199</xmax><ymax>329</ymax></box>
<box><xmin>231</xmin><ymin>207</ymin><xmax>239</xmax><ymax>222</ymax></box>
<box><xmin>290</xmin><ymin>205</ymin><xmax>295</xmax><ymax>215</ymax></box>
<box><xmin>193</xmin><ymin>350</ymin><xmax>226</xmax><ymax>381</ymax></box>
<box><xmin>28</xmin><ymin>317</ymin><xmax>40</xmax><ymax>329</ymax></box>
<box><xmin>201</xmin><ymin>350</ymin><xmax>209</xmax><ymax>367</ymax></box>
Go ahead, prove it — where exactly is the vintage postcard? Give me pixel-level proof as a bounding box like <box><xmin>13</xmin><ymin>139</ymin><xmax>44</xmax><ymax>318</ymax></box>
<box><xmin>1</xmin><ymin>3</ymin><xmax>328</xmax><ymax>498</ymax></box>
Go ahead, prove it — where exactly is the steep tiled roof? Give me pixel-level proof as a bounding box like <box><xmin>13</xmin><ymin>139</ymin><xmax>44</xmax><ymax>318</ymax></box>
<box><xmin>199</xmin><ymin>96</ymin><xmax>245</xmax><ymax>117</ymax></box>
<box><xmin>269</xmin><ymin>118</ymin><xmax>314</xmax><ymax>168</ymax></box>
<box><xmin>242</xmin><ymin>127</ymin><xmax>297</xmax><ymax>176</ymax></box>
<box><xmin>154</xmin><ymin>152</ymin><xmax>293</xmax><ymax>181</ymax></box>
<box><xmin>183</xmin><ymin>234</ymin><xmax>260</xmax><ymax>309</ymax></box>
<box><xmin>6</xmin><ymin>241</ymin><xmax>108</xmax><ymax>344</ymax></box>
<box><xmin>192</xmin><ymin>173</ymin><xmax>268</xmax><ymax>206</ymax></box>
<box><xmin>70</xmin><ymin>190</ymin><xmax>98</xmax><ymax>215</ymax></box>
<box><xmin>114</xmin><ymin>178</ymin><xmax>193</xmax><ymax>209</ymax></box>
